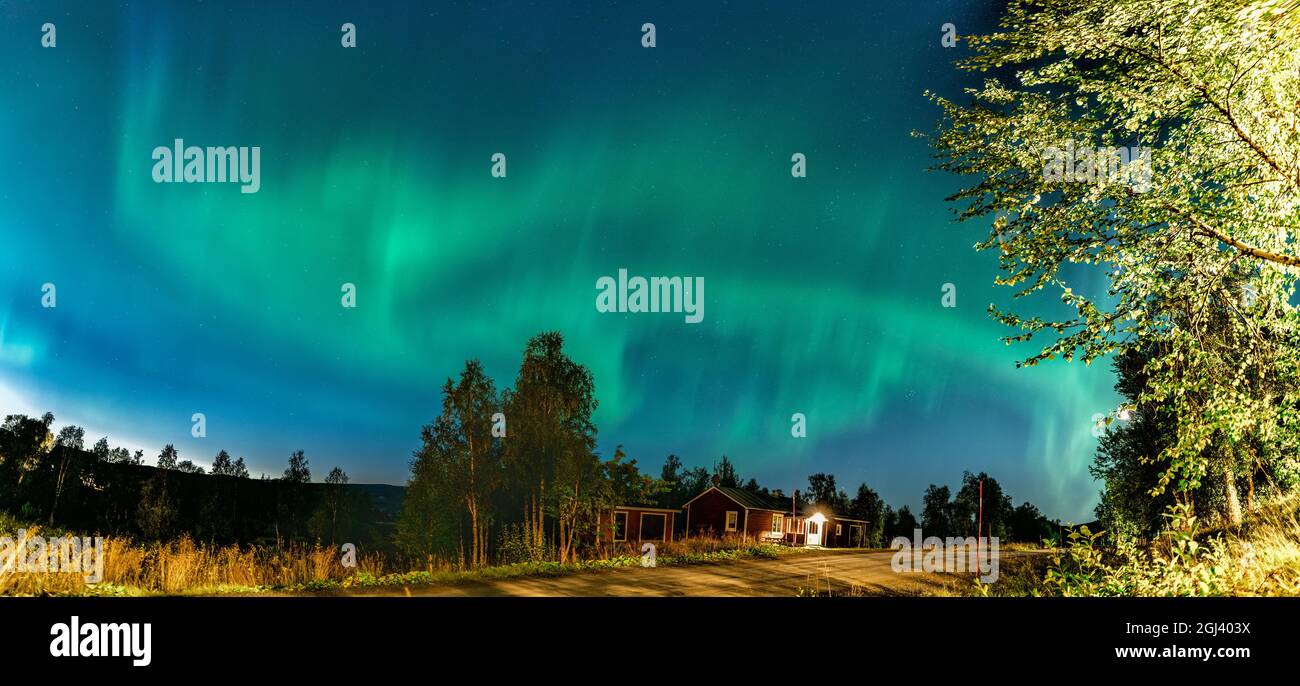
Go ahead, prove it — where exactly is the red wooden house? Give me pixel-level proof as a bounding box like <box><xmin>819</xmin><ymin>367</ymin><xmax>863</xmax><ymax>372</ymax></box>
<box><xmin>681</xmin><ymin>486</ymin><xmax>868</xmax><ymax>547</ymax></box>
<box><xmin>596</xmin><ymin>504</ymin><xmax>680</xmax><ymax>544</ymax></box>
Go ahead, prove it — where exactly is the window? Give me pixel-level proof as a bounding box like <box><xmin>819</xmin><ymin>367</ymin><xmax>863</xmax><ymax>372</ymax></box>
<box><xmin>836</xmin><ymin>524</ymin><xmax>842</xmax><ymax>536</ymax></box>
<box><xmin>725</xmin><ymin>511</ymin><xmax>739</xmax><ymax>532</ymax></box>
<box><xmin>613</xmin><ymin>511</ymin><xmax>628</xmax><ymax>542</ymax></box>
<box><xmin>772</xmin><ymin>514</ymin><xmax>784</xmax><ymax>533</ymax></box>
<box><xmin>640</xmin><ymin>513</ymin><xmax>667</xmax><ymax>542</ymax></box>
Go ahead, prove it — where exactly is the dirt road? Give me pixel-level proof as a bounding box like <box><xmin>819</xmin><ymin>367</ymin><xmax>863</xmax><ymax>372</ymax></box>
<box><xmin>348</xmin><ymin>549</ymin><xmax>991</xmax><ymax>597</ymax></box>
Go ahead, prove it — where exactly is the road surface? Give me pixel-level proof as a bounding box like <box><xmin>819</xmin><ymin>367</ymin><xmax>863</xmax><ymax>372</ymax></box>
<box><xmin>343</xmin><ymin>548</ymin><xmax>1003</xmax><ymax>597</ymax></box>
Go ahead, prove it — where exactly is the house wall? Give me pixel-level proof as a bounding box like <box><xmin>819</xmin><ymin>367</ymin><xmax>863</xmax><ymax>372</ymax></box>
<box><xmin>636</xmin><ymin>510</ymin><xmax>674</xmax><ymax>542</ymax></box>
<box><xmin>683</xmin><ymin>489</ymin><xmax>791</xmax><ymax>540</ymax></box>
<box><xmin>597</xmin><ymin>508</ymin><xmax>676</xmax><ymax>543</ymax></box>
<box><xmin>746</xmin><ymin>510</ymin><xmax>781</xmax><ymax>540</ymax></box>
<box><xmin>685</xmin><ymin>489</ymin><xmax>746</xmax><ymax>537</ymax></box>
<box><xmin>824</xmin><ymin>518</ymin><xmax>867</xmax><ymax>547</ymax></box>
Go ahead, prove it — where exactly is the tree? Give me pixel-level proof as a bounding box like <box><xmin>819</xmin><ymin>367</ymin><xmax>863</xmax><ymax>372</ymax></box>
<box><xmin>921</xmin><ymin>484</ymin><xmax>953</xmax><ymax>537</ymax></box>
<box><xmin>137</xmin><ymin>470</ymin><xmax>176</xmax><ymax>540</ymax></box>
<box><xmin>176</xmin><ymin>460</ymin><xmax>205</xmax><ymax>474</ymax></box>
<box><xmin>657</xmin><ymin>454</ymin><xmax>687</xmax><ymax>508</ymax></box>
<box><xmin>806</xmin><ymin>473</ymin><xmax>849</xmax><ymax>513</ymax></box>
<box><xmin>277</xmin><ymin>450</ymin><xmax>312</xmax><ymax>541</ymax></box>
<box><xmin>211</xmin><ymin>450</ymin><xmax>234</xmax><ymax>475</ymax></box>
<box><xmin>679</xmin><ymin>466</ymin><xmax>711</xmax><ymax>501</ymax></box>
<box><xmin>397</xmin><ymin>438</ymin><xmax>460</xmax><ymax>566</ymax></box>
<box><xmin>712</xmin><ymin>456</ymin><xmax>741</xmax><ymax>488</ymax></box>
<box><xmin>661</xmin><ymin>454</ymin><xmax>682</xmax><ymax>483</ymax></box>
<box><xmin>210</xmin><ymin>450</ymin><xmax>249</xmax><ymax>478</ymax></box>
<box><xmin>283</xmin><ymin>450</ymin><xmax>311</xmax><ymax>483</ymax></box>
<box><xmin>55</xmin><ymin>425</ymin><xmax>85</xmax><ymax>450</ymax></box>
<box><xmin>953</xmin><ymin>472</ymin><xmax>1014</xmax><ymax>538</ymax></box>
<box><xmin>320</xmin><ymin>466</ymin><xmax>350</xmax><ymax>544</ymax></box>
<box><xmin>925</xmin><ymin>0</ymin><xmax>1300</xmax><ymax>526</ymax></box>
<box><xmin>602</xmin><ymin>446</ymin><xmax>657</xmax><ymax>506</ymax></box>
<box><xmin>156</xmin><ymin>444</ymin><xmax>179</xmax><ymax>470</ymax></box>
<box><xmin>1093</xmin><ymin>348</ymin><xmax>1182</xmax><ymax>538</ymax></box>
<box><xmin>848</xmin><ymin>483</ymin><xmax>887</xmax><ymax>547</ymax></box>
<box><xmin>502</xmin><ymin>332</ymin><xmax>598</xmax><ymax>564</ymax></box>
<box><xmin>50</xmin><ymin>425</ymin><xmax>86</xmax><ymax>523</ymax></box>
<box><xmin>1008</xmin><ymin>501</ymin><xmax>1056</xmax><ymax>544</ymax></box>
<box><xmin>203</xmin><ymin>450</ymin><xmax>242</xmax><ymax>541</ymax></box>
<box><xmin>0</xmin><ymin>414</ymin><xmax>55</xmax><ymax>506</ymax></box>
<box><xmin>414</xmin><ymin>360</ymin><xmax>503</xmax><ymax>567</ymax></box>
<box><xmin>882</xmin><ymin>505</ymin><xmax>899</xmax><ymax>541</ymax></box>
<box><xmin>92</xmin><ymin>437</ymin><xmax>111</xmax><ymax>462</ymax></box>
<box><xmin>889</xmin><ymin>504</ymin><xmax>920</xmax><ymax>540</ymax></box>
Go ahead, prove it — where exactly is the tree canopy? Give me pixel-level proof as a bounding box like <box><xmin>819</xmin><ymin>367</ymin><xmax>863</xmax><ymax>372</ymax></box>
<box><xmin>925</xmin><ymin>0</ymin><xmax>1300</xmax><ymax>525</ymax></box>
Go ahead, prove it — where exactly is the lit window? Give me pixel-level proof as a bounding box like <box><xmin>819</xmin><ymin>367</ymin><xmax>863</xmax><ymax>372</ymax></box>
<box><xmin>836</xmin><ymin>524</ymin><xmax>842</xmax><ymax>536</ymax></box>
<box><xmin>772</xmin><ymin>514</ymin><xmax>784</xmax><ymax>533</ymax></box>
<box><xmin>725</xmin><ymin>511</ymin><xmax>738</xmax><ymax>532</ymax></box>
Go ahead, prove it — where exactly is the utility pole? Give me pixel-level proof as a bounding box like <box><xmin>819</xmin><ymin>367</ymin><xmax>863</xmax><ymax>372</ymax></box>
<box><xmin>978</xmin><ymin>478</ymin><xmax>984</xmax><ymax>557</ymax></box>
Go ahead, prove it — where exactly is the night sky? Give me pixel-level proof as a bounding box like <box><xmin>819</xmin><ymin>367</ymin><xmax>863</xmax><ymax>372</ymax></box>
<box><xmin>0</xmin><ymin>1</ymin><xmax>1118</xmax><ymax>522</ymax></box>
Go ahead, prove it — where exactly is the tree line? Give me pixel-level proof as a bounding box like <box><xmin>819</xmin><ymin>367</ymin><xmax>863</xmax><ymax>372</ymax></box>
<box><xmin>2</xmin><ymin>329</ymin><xmax>1060</xmax><ymax>566</ymax></box>
<box><xmin>0</xmin><ymin>412</ymin><xmax>375</xmax><ymax>547</ymax></box>
<box><xmin>396</xmin><ymin>330</ymin><xmax>1059</xmax><ymax>568</ymax></box>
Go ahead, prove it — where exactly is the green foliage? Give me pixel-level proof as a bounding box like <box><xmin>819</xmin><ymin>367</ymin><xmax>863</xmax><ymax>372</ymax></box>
<box><xmin>495</xmin><ymin>521</ymin><xmax>549</xmax><ymax>565</ymax></box>
<box><xmin>137</xmin><ymin>471</ymin><xmax>177</xmax><ymax>540</ymax></box>
<box><xmin>282</xmin><ymin>449</ymin><xmax>311</xmax><ymax>483</ymax></box>
<box><xmin>848</xmin><ymin>484</ymin><xmax>887</xmax><ymax>547</ymax></box>
<box><xmin>1041</xmin><ymin>504</ymin><xmax>1232</xmax><ymax>596</ymax></box>
<box><xmin>953</xmin><ymin>471</ymin><xmax>1015</xmax><ymax>538</ymax></box>
<box><xmin>806</xmin><ymin>473</ymin><xmax>849</xmax><ymax>513</ymax></box>
<box><xmin>211</xmin><ymin>450</ymin><xmax>249</xmax><ymax>478</ymax></box>
<box><xmin>921</xmin><ymin>484</ymin><xmax>954</xmax><ymax>537</ymax></box>
<box><xmin>712</xmin><ymin>456</ymin><xmax>741</xmax><ymax>489</ymax></box>
<box><xmin>925</xmin><ymin>0</ymin><xmax>1300</xmax><ymax>526</ymax></box>
<box><xmin>156</xmin><ymin>444</ymin><xmax>179</xmax><ymax>471</ymax></box>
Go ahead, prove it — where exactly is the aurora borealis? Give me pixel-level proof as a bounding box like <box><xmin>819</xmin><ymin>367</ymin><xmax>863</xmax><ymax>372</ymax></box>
<box><xmin>0</xmin><ymin>1</ymin><xmax>1119</xmax><ymax>521</ymax></box>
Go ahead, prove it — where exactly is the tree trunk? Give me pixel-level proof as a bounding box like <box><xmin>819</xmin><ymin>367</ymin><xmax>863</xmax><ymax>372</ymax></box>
<box><xmin>1246</xmin><ymin>475</ymin><xmax>1256</xmax><ymax>514</ymax></box>
<box><xmin>468</xmin><ymin>498</ymin><xmax>479</xmax><ymax>568</ymax></box>
<box><xmin>536</xmin><ymin>480</ymin><xmax>546</xmax><ymax>557</ymax></box>
<box><xmin>1223</xmin><ymin>463</ymin><xmax>1243</xmax><ymax>527</ymax></box>
<box><xmin>49</xmin><ymin>452</ymin><xmax>68</xmax><ymax>525</ymax></box>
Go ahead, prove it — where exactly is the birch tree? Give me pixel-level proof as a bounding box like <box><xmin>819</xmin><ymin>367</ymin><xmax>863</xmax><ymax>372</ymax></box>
<box><xmin>925</xmin><ymin>0</ymin><xmax>1300</xmax><ymax>525</ymax></box>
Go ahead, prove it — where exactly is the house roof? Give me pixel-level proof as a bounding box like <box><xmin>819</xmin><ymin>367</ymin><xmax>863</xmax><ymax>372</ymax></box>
<box><xmin>682</xmin><ymin>485</ymin><xmax>873</xmax><ymax>522</ymax></box>
<box><xmin>611</xmin><ymin>504</ymin><xmax>681</xmax><ymax>514</ymax></box>
<box><xmin>714</xmin><ymin>486</ymin><xmax>790</xmax><ymax>511</ymax></box>
<box><xmin>682</xmin><ymin>485</ymin><xmax>799</xmax><ymax>513</ymax></box>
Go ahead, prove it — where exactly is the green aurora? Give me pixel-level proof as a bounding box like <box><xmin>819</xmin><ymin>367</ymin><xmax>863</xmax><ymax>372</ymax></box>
<box><xmin>0</xmin><ymin>1</ymin><xmax>1118</xmax><ymax>520</ymax></box>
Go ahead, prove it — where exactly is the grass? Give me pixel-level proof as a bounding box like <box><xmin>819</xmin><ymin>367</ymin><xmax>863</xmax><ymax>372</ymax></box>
<box><xmin>287</xmin><ymin>537</ymin><xmax>798</xmax><ymax>594</ymax></box>
<box><xmin>1</xmin><ymin>516</ymin><xmax>799</xmax><ymax>596</ymax></box>
<box><xmin>976</xmin><ymin>492</ymin><xmax>1300</xmax><ymax>597</ymax></box>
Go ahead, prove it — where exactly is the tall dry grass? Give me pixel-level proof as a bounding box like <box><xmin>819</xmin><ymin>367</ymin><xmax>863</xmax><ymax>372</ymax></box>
<box><xmin>1</xmin><ymin>524</ymin><xmax>385</xmax><ymax>595</ymax></box>
<box><xmin>1030</xmin><ymin>491</ymin><xmax>1300</xmax><ymax>597</ymax></box>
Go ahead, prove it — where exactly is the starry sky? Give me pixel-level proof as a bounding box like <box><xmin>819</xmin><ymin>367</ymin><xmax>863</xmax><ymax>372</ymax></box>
<box><xmin>0</xmin><ymin>1</ymin><xmax>1118</xmax><ymax>522</ymax></box>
